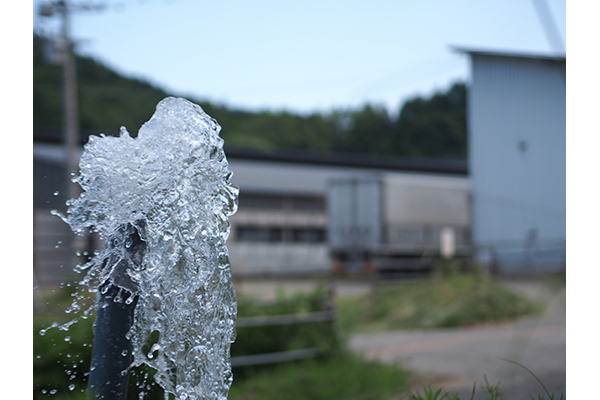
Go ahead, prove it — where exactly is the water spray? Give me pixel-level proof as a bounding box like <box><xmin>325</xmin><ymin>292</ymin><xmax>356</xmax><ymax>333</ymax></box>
<box><xmin>54</xmin><ymin>97</ymin><xmax>239</xmax><ymax>399</ymax></box>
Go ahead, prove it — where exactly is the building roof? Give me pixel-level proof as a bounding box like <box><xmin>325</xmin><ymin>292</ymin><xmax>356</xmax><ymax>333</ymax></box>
<box><xmin>33</xmin><ymin>141</ymin><xmax>468</xmax><ymax>175</ymax></box>
<box><xmin>225</xmin><ymin>146</ymin><xmax>467</xmax><ymax>175</ymax></box>
<box><xmin>451</xmin><ymin>45</ymin><xmax>566</xmax><ymax>62</ymax></box>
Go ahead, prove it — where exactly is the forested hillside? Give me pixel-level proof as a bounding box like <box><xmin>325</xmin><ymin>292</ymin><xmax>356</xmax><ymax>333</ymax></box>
<box><xmin>33</xmin><ymin>35</ymin><xmax>467</xmax><ymax>158</ymax></box>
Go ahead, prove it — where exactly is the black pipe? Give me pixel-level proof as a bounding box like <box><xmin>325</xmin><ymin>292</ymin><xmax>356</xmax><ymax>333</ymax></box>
<box><xmin>87</xmin><ymin>220</ymin><xmax>146</xmax><ymax>400</ymax></box>
<box><xmin>87</xmin><ymin>286</ymin><xmax>138</xmax><ymax>399</ymax></box>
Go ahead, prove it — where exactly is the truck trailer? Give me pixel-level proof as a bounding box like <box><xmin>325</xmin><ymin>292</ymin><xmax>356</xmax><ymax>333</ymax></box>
<box><xmin>327</xmin><ymin>173</ymin><xmax>471</xmax><ymax>276</ymax></box>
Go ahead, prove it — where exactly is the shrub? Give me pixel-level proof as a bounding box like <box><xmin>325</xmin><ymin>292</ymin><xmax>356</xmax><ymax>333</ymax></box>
<box><xmin>338</xmin><ymin>272</ymin><xmax>544</xmax><ymax>333</ymax></box>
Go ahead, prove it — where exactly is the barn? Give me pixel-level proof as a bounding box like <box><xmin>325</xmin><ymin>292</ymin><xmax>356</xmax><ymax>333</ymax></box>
<box><xmin>454</xmin><ymin>47</ymin><xmax>566</xmax><ymax>274</ymax></box>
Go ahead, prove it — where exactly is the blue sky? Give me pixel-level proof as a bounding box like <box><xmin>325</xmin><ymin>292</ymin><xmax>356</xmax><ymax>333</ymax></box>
<box><xmin>33</xmin><ymin>0</ymin><xmax>565</xmax><ymax>115</ymax></box>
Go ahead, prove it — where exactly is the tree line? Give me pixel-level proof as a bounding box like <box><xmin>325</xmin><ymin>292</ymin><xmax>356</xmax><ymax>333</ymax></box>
<box><xmin>33</xmin><ymin>35</ymin><xmax>467</xmax><ymax>159</ymax></box>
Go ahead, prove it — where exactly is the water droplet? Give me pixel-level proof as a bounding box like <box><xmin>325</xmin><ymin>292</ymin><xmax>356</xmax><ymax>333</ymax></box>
<box><xmin>68</xmin><ymin>384</ymin><xmax>75</xmax><ymax>391</ymax></box>
<box><xmin>53</xmin><ymin>191</ymin><xmax>59</xmax><ymax>196</ymax></box>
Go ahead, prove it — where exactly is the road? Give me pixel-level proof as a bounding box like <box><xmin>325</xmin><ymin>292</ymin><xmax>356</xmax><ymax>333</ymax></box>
<box><xmin>349</xmin><ymin>280</ymin><xmax>566</xmax><ymax>399</ymax></box>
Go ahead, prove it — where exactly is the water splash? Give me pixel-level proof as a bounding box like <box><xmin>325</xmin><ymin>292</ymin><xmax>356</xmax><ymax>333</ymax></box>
<box><xmin>54</xmin><ymin>97</ymin><xmax>239</xmax><ymax>399</ymax></box>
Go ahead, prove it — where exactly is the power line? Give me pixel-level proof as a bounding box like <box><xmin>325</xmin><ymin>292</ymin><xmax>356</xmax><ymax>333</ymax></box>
<box><xmin>530</xmin><ymin>0</ymin><xmax>565</xmax><ymax>55</ymax></box>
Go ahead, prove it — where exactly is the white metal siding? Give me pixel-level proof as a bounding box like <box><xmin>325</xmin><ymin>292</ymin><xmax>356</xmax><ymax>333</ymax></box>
<box><xmin>229</xmin><ymin>243</ymin><xmax>329</xmax><ymax>273</ymax></box>
<box><xmin>355</xmin><ymin>179</ymin><xmax>382</xmax><ymax>247</ymax></box>
<box><xmin>383</xmin><ymin>174</ymin><xmax>470</xmax><ymax>226</ymax></box>
<box><xmin>326</xmin><ymin>178</ymin><xmax>382</xmax><ymax>249</ymax></box>
<box><xmin>468</xmin><ymin>54</ymin><xmax>566</xmax><ymax>269</ymax></box>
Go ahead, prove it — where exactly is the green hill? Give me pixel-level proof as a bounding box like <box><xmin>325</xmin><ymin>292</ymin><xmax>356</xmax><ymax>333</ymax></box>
<box><xmin>33</xmin><ymin>34</ymin><xmax>467</xmax><ymax>158</ymax></box>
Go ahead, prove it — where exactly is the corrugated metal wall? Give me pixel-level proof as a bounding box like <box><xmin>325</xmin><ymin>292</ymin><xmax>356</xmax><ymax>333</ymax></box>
<box><xmin>468</xmin><ymin>54</ymin><xmax>566</xmax><ymax>272</ymax></box>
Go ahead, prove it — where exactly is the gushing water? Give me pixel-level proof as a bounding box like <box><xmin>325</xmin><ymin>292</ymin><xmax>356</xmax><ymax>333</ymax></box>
<box><xmin>52</xmin><ymin>97</ymin><xmax>239</xmax><ymax>399</ymax></box>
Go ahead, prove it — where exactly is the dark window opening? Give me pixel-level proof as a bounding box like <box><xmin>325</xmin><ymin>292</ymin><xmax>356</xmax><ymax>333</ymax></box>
<box><xmin>236</xmin><ymin>227</ymin><xmax>283</xmax><ymax>242</ymax></box>
<box><xmin>238</xmin><ymin>193</ymin><xmax>325</xmax><ymax>211</ymax></box>
<box><xmin>292</xmin><ymin>228</ymin><xmax>327</xmax><ymax>243</ymax></box>
<box><xmin>236</xmin><ymin>226</ymin><xmax>327</xmax><ymax>243</ymax></box>
<box><xmin>239</xmin><ymin>194</ymin><xmax>284</xmax><ymax>210</ymax></box>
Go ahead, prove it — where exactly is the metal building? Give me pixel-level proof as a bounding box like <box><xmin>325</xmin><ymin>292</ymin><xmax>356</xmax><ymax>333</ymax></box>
<box><xmin>225</xmin><ymin>150</ymin><xmax>468</xmax><ymax>277</ymax></box>
<box><xmin>455</xmin><ymin>47</ymin><xmax>566</xmax><ymax>273</ymax></box>
<box><xmin>34</xmin><ymin>141</ymin><xmax>469</xmax><ymax>285</ymax></box>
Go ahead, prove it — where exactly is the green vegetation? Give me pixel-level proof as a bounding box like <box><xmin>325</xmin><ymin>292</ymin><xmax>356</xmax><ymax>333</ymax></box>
<box><xmin>408</xmin><ymin>364</ymin><xmax>564</xmax><ymax>400</ymax></box>
<box><xmin>232</xmin><ymin>283</ymin><xmax>340</xmax><ymax>380</ymax></box>
<box><xmin>33</xmin><ymin>286</ymin><xmax>94</xmax><ymax>400</ymax></box>
<box><xmin>544</xmin><ymin>271</ymin><xmax>566</xmax><ymax>294</ymax></box>
<box><xmin>228</xmin><ymin>353</ymin><xmax>410</xmax><ymax>400</ymax></box>
<box><xmin>407</xmin><ymin>376</ymin><xmax>501</xmax><ymax>400</ymax></box>
<box><xmin>34</xmin><ymin>275</ymin><xmax>553</xmax><ymax>400</ymax></box>
<box><xmin>33</xmin><ymin>283</ymin><xmax>340</xmax><ymax>399</ymax></box>
<box><xmin>34</xmin><ymin>34</ymin><xmax>467</xmax><ymax>159</ymax></box>
<box><xmin>338</xmin><ymin>272</ymin><xmax>545</xmax><ymax>334</ymax></box>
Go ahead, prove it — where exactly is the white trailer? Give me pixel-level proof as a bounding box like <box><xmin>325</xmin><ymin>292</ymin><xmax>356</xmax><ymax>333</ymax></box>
<box><xmin>327</xmin><ymin>173</ymin><xmax>471</xmax><ymax>275</ymax></box>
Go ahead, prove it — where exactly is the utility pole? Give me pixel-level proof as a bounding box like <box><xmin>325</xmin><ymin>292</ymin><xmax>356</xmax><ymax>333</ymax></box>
<box><xmin>38</xmin><ymin>0</ymin><xmax>105</xmax><ymax>275</ymax></box>
<box><xmin>38</xmin><ymin>1</ymin><xmax>80</xmax><ymax>201</ymax></box>
<box><xmin>60</xmin><ymin>1</ymin><xmax>80</xmax><ymax>202</ymax></box>
<box><xmin>39</xmin><ymin>1</ymin><xmax>105</xmax><ymax>198</ymax></box>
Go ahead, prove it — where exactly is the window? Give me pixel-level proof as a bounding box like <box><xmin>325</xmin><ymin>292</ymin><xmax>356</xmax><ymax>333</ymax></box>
<box><xmin>236</xmin><ymin>227</ymin><xmax>282</xmax><ymax>242</ymax></box>
<box><xmin>236</xmin><ymin>226</ymin><xmax>326</xmax><ymax>243</ymax></box>
<box><xmin>292</xmin><ymin>228</ymin><xmax>326</xmax><ymax>243</ymax></box>
<box><xmin>238</xmin><ymin>193</ymin><xmax>325</xmax><ymax>211</ymax></box>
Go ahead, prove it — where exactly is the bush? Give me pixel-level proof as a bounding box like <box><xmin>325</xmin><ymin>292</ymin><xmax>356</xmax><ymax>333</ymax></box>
<box><xmin>338</xmin><ymin>272</ymin><xmax>544</xmax><ymax>333</ymax></box>
<box><xmin>228</xmin><ymin>353</ymin><xmax>410</xmax><ymax>400</ymax></box>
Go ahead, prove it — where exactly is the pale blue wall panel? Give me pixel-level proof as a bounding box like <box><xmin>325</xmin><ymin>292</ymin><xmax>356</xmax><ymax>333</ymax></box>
<box><xmin>468</xmin><ymin>53</ymin><xmax>565</xmax><ymax>271</ymax></box>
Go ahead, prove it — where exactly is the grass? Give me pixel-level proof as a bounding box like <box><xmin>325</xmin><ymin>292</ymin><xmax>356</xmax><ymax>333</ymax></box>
<box><xmin>34</xmin><ymin>273</ymin><xmax>557</xmax><ymax>400</ymax></box>
<box><xmin>227</xmin><ymin>355</ymin><xmax>563</xmax><ymax>400</ymax></box>
<box><xmin>406</xmin><ymin>362</ymin><xmax>564</xmax><ymax>400</ymax></box>
<box><xmin>543</xmin><ymin>271</ymin><xmax>566</xmax><ymax>294</ymax></box>
<box><xmin>406</xmin><ymin>375</ymin><xmax>502</xmax><ymax>400</ymax></box>
<box><xmin>228</xmin><ymin>352</ymin><xmax>411</xmax><ymax>400</ymax></box>
<box><xmin>337</xmin><ymin>271</ymin><xmax>545</xmax><ymax>334</ymax></box>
